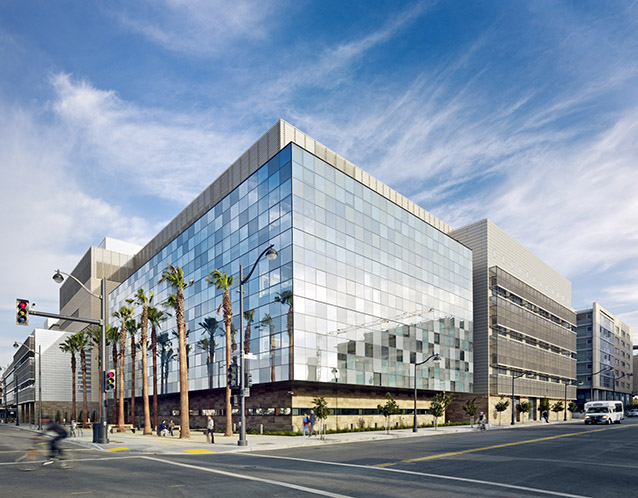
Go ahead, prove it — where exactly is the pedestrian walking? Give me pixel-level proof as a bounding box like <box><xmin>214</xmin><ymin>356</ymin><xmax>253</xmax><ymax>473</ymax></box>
<box><xmin>70</xmin><ymin>420</ymin><xmax>77</xmax><ymax>437</ymax></box>
<box><xmin>302</xmin><ymin>413</ymin><xmax>310</xmax><ymax>437</ymax></box>
<box><xmin>542</xmin><ymin>410</ymin><xmax>549</xmax><ymax>423</ymax></box>
<box><xmin>206</xmin><ymin>416</ymin><xmax>215</xmax><ymax>444</ymax></box>
<box><xmin>168</xmin><ymin>419</ymin><xmax>175</xmax><ymax>437</ymax></box>
<box><xmin>309</xmin><ymin>410</ymin><xmax>317</xmax><ymax>437</ymax></box>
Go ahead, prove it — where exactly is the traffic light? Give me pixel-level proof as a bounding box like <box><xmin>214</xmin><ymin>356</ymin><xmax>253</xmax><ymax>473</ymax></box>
<box><xmin>104</xmin><ymin>370</ymin><xmax>116</xmax><ymax>392</ymax></box>
<box><xmin>16</xmin><ymin>299</ymin><xmax>29</xmax><ymax>326</ymax></box>
<box><xmin>227</xmin><ymin>363</ymin><xmax>239</xmax><ymax>388</ymax></box>
<box><xmin>244</xmin><ymin>371</ymin><xmax>253</xmax><ymax>387</ymax></box>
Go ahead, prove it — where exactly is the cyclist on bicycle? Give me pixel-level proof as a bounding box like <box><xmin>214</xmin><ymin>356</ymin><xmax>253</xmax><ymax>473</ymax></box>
<box><xmin>42</xmin><ymin>414</ymin><xmax>68</xmax><ymax>458</ymax></box>
<box><xmin>477</xmin><ymin>411</ymin><xmax>487</xmax><ymax>430</ymax></box>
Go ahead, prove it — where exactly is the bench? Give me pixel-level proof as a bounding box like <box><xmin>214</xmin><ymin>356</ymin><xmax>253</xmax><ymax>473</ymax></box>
<box><xmin>110</xmin><ymin>424</ymin><xmax>135</xmax><ymax>433</ymax></box>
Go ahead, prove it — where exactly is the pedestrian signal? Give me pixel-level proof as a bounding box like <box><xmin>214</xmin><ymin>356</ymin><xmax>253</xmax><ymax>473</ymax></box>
<box><xmin>227</xmin><ymin>363</ymin><xmax>239</xmax><ymax>388</ymax></box>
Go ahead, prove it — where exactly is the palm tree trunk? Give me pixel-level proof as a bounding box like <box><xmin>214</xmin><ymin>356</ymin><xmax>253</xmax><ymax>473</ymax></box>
<box><xmin>130</xmin><ymin>334</ymin><xmax>136</xmax><ymax>427</ymax></box>
<box><xmin>112</xmin><ymin>344</ymin><xmax>118</xmax><ymax>424</ymax></box>
<box><xmin>118</xmin><ymin>339</ymin><xmax>125</xmax><ymax>429</ymax></box>
<box><xmin>176</xmin><ymin>288</ymin><xmax>190</xmax><ymax>438</ymax></box>
<box><xmin>141</xmin><ymin>321</ymin><xmax>151</xmax><ymax>435</ymax></box>
<box><xmin>225</xmin><ymin>320</ymin><xmax>232</xmax><ymax>436</ymax></box>
<box><xmin>81</xmin><ymin>349</ymin><xmax>88</xmax><ymax>425</ymax></box>
<box><xmin>71</xmin><ymin>355</ymin><xmax>77</xmax><ymax>422</ymax></box>
<box><xmin>151</xmin><ymin>325</ymin><xmax>158</xmax><ymax>430</ymax></box>
<box><xmin>97</xmin><ymin>349</ymin><xmax>102</xmax><ymax>423</ymax></box>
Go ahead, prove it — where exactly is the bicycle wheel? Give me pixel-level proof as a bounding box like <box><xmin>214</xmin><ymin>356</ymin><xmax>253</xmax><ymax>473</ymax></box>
<box><xmin>16</xmin><ymin>450</ymin><xmax>39</xmax><ymax>471</ymax></box>
<box><xmin>59</xmin><ymin>458</ymin><xmax>75</xmax><ymax>469</ymax></box>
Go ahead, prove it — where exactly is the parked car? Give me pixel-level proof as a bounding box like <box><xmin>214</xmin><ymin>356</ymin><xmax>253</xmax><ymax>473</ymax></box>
<box><xmin>626</xmin><ymin>409</ymin><xmax>638</xmax><ymax>417</ymax></box>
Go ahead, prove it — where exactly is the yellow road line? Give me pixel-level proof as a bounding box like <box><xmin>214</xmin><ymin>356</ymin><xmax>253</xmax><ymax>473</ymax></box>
<box><xmin>106</xmin><ymin>447</ymin><xmax>130</xmax><ymax>452</ymax></box>
<box><xmin>376</xmin><ymin>425</ymin><xmax>632</xmax><ymax>467</ymax></box>
<box><xmin>184</xmin><ymin>449</ymin><xmax>215</xmax><ymax>454</ymax></box>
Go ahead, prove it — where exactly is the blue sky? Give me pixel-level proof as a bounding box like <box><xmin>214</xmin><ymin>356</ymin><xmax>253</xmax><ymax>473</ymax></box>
<box><xmin>1</xmin><ymin>1</ymin><xmax>637</xmax><ymax>368</ymax></box>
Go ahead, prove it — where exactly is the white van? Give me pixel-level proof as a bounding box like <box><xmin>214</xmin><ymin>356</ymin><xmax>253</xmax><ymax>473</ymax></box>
<box><xmin>584</xmin><ymin>401</ymin><xmax>624</xmax><ymax>425</ymax></box>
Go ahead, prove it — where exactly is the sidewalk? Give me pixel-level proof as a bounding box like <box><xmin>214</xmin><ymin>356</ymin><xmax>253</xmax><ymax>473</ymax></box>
<box><xmin>15</xmin><ymin>418</ymin><xmax>581</xmax><ymax>455</ymax></box>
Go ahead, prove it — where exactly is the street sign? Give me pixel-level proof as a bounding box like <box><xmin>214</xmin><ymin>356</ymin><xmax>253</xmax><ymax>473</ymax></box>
<box><xmin>243</xmin><ymin>388</ymin><xmax>250</xmax><ymax>397</ymax></box>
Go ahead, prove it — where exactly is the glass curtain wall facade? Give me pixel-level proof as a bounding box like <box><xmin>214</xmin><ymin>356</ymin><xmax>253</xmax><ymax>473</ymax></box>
<box><xmin>110</xmin><ymin>143</ymin><xmax>473</xmax><ymax>399</ymax></box>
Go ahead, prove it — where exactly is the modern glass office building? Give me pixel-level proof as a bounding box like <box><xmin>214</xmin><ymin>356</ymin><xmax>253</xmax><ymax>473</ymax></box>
<box><xmin>109</xmin><ymin>120</ymin><xmax>473</xmax><ymax>430</ymax></box>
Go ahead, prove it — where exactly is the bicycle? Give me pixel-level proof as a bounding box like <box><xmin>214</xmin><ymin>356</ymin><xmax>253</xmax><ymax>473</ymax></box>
<box><xmin>15</xmin><ymin>435</ymin><xmax>75</xmax><ymax>471</ymax></box>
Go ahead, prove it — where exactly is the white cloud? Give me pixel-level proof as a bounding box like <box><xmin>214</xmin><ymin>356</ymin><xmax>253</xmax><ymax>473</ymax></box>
<box><xmin>0</xmin><ymin>96</ymin><xmax>159</xmax><ymax>367</ymax></box>
<box><xmin>109</xmin><ymin>0</ymin><xmax>277</xmax><ymax>57</ymax></box>
<box><xmin>50</xmin><ymin>73</ymin><xmax>254</xmax><ymax>204</ymax></box>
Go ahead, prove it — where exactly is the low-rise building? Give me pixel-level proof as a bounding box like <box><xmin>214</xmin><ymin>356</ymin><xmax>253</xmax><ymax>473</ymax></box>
<box><xmin>451</xmin><ymin>219</ymin><xmax>577</xmax><ymax>423</ymax></box>
<box><xmin>576</xmin><ymin>303</ymin><xmax>633</xmax><ymax>406</ymax></box>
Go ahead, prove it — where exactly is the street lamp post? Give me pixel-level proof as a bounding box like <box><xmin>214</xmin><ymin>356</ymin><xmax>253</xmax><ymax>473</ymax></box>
<box><xmin>12</xmin><ymin>342</ymin><xmax>20</xmax><ymax>426</ymax></box>
<box><xmin>589</xmin><ymin>366</ymin><xmax>612</xmax><ymax>403</ymax></box>
<box><xmin>511</xmin><ymin>371</ymin><xmax>533</xmax><ymax>425</ymax></box>
<box><xmin>413</xmin><ymin>353</ymin><xmax>441</xmax><ymax>432</ymax></box>
<box><xmin>564</xmin><ymin>380</ymin><xmax>583</xmax><ymax>421</ymax></box>
<box><xmin>238</xmin><ymin>244</ymin><xmax>278</xmax><ymax>447</ymax></box>
<box><xmin>332</xmin><ymin>368</ymin><xmax>339</xmax><ymax>431</ymax></box>
<box><xmin>53</xmin><ymin>270</ymin><xmax>108</xmax><ymax>443</ymax></box>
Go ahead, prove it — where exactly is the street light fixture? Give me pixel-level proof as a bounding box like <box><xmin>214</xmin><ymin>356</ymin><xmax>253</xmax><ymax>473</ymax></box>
<box><xmin>413</xmin><ymin>353</ymin><xmax>441</xmax><ymax>432</ymax></box>
<box><xmin>590</xmin><ymin>365</ymin><xmax>613</xmax><ymax>403</ymax></box>
<box><xmin>564</xmin><ymin>380</ymin><xmax>583</xmax><ymax>421</ymax></box>
<box><xmin>611</xmin><ymin>371</ymin><xmax>633</xmax><ymax>402</ymax></box>
<box><xmin>238</xmin><ymin>244</ymin><xmax>277</xmax><ymax>447</ymax></box>
<box><xmin>511</xmin><ymin>370</ymin><xmax>533</xmax><ymax>425</ymax></box>
<box><xmin>53</xmin><ymin>269</ymin><xmax>108</xmax><ymax>443</ymax></box>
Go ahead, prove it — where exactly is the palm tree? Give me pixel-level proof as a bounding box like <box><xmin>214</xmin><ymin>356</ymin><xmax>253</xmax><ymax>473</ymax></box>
<box><xmin>205</xmin><ymin>269</ymin><xmax>236</xmax><ymax>437</ymax></box>
<box><xmin>147</xmin><ymin>306</ymin><xmax>167</xmax><ymax>429</ymax></box>
<box><xmin>131</xmin><ymin>289</ymin><xmax>154</xmax><ymax>435</ymax></box>
<box><xmin>199</xmin><ymin>317</ymin><xmax>221</xmax><ymax>389</ymax></box>
<box><xmin>159</xmin><ymin>264</ymin><xmax>193</xmax><ymax>439</ymax></box>
<box><xmin>243</xmin><ymin>310</ymin><xmax>255</xmax><ymax>355</ymax></box>
<box><xmin>75</xmin><ymin>330</ymin><xmax>92</xmax><ymax>425</ymax></box>
<box><xmin>126</xmin><ymin>318</ymin><xmax>140</xmax><ymax>427</ymax></box>
<box><xmin>106</xmin><ymin>324</ymin><xmax>120</xmax><ymax>424</ymax></box>
<box><xmin>260</xmin><ymin>314</ymin><xmax>276</xmax><ymax>382</ymax></box>
<box><xmin>60</xmin><ymin>334</ymin><xmax>80</xmax><ymax>422</ymax></box>
<box><xmin>112</xmin><ymin>305</ymin><xmax>134</xmax><ymax>430</ymax></box>
<box><xmin>275</xmin><ymin>290</ymin><xmax>294</xmax><ymax>380</ymax></box>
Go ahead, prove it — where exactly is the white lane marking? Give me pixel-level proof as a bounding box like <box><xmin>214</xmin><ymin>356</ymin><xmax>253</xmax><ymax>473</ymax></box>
<box><xmin>246</xmin><ymin>454</ymin><xmax>591</xmax><ymax>498</ymax></box>
<box><xmin>142</xmin><ymin>455</ymin><xmax>352</xmax><ymax>498</ymax></box>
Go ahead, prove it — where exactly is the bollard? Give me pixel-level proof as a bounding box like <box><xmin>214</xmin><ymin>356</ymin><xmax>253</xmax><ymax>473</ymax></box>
<box><xmin>259</xmin><ymin>424</ymin><xmax>263</xmax><ymax>434</ymax></box>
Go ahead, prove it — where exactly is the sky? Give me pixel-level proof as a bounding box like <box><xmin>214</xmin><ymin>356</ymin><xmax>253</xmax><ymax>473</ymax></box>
<box><xmin>1</xmin><ymin>0</ymin><xmax>637</xmax><ymax>369</ymax></box>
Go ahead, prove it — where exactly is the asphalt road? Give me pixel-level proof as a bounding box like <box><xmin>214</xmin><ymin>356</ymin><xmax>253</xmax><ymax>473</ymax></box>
<box><xmin>2</xmin><ymin>420</ymin><xmax>637</xmax><ymax>497</ymax></box>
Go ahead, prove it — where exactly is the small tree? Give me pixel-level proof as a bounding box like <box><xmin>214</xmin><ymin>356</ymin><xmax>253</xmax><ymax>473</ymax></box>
<box><xmin>462</xmin><ymin>398</ymin><xmax>478</xmax><ymax>427</ymax></box>
<box><xmin>377</xmin><ymin>393</ymin><xmax>400</xmax><ymax>434</ymax></box>
<box><xmin>312</xmin><ymin>396</ymin><xmax>331</xmax><ymax>440</ymax></box>
<box><xmin>551</xmin><ymin>401</ymin><xmax>564</xmax><ymax>421</ymax></box>
<box><xmin>539</xmin><ymin>396</ymin><xmax>551</xmax><ymax>420</ymax></box>
<box><xmin>517</xmin><ymin>401</ymin><xmax>531</xmax><ymax>423</ymax></box>
<box><xmin>430</xmin><ymin>392</ymin><xmax>452</xmax><ymax>429</ymax></box>
<box><xmin>495</xmin><ymin>397</ymin><xmax>510</xmax><ymax>426</ymax></box>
